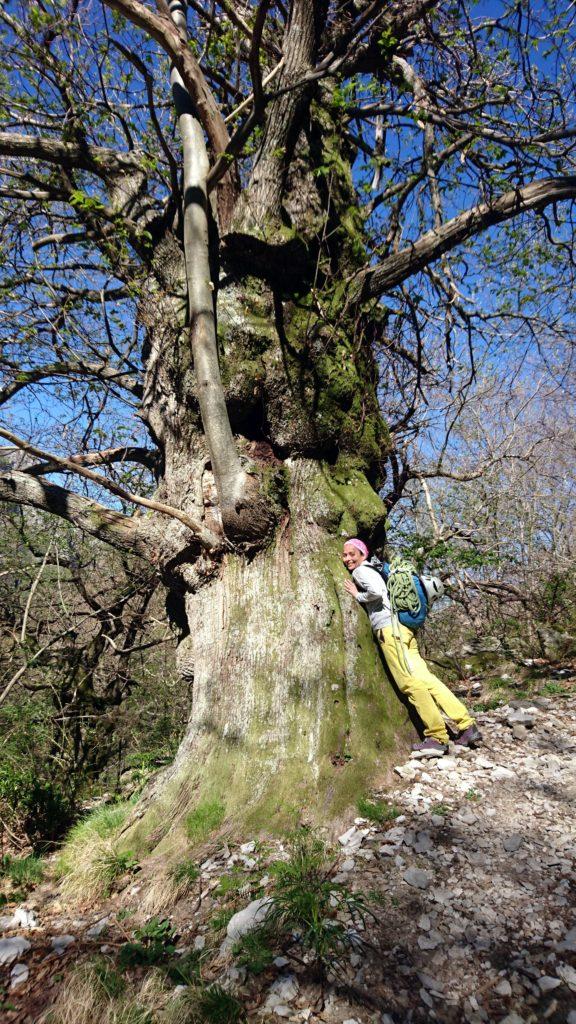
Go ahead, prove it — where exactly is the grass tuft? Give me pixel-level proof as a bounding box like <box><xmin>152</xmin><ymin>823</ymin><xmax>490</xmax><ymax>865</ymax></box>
<box><xmin>0</xmin><ymin>853</ymin><xmax>44</xmax><ymax>887</ymax></box>
<box><xmin>56</xmin><ymin>802</ymin><xmax>132</xmax><ymax>904</ymax></box>
<box><xmin>356</xmin><ymin>796</ymin><xmax>400</xmax><ymax>823</ymax></box>
<box><xmin>191</xmin><ymin>984</ymin><xmax>245</xmax><ymax>1024</ymax></box>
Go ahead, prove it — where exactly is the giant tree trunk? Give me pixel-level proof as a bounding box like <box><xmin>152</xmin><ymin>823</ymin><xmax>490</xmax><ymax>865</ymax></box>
<box><xmin>126</xmin><ymin>459</ymin><xmax>411</xmax><ymax>854</ymax></box>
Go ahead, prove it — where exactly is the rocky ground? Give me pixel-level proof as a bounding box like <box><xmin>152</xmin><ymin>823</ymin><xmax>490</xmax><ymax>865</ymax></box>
<box><xmin>1</xmin><ymin>692</ymin><xmax>575</xmax><ymax>1024</ymax></box>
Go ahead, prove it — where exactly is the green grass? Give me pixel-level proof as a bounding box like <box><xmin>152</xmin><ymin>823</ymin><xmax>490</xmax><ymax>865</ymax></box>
<box><xmin>192</xmin><ymin>984</ymin><xmax>245</xmax><ymax>1024</ymax></box>
<box><xmin>56</xmin><ymin>801</ymin><xmax>133</xmax><ymax>903</ymax></box>
<box><xmin>430</xmin><ymin>803</ymin><xmax>451</xmax><ymax>816</ymax></box>
<box><xmin>172</xmin><ymin>860</ymin><xmax>200</xmax><ymax>886</ymax></box>
<box><xmin>185</xmin><ymin>800</ymin><xmax>225</xmax><ymax>843</ymax></box>
<box><xmin>356</xmin><ymin>796</ymin><xmax>401</xmax><ymax>824</ymax></box>
<box><xmin>210</xmin><ymin>907</ymin><xmax>235</xmax><ymax>932</ymax></box>
<box><xmin>267</xmin><ymin>830</ymin><xmax>370</xmax><ymax>971</ymax></box>
<box><xmin>541</xmin><ymin>681</ymin><xmax>564</xmax><ymax>695</ymax></box>
<box><xmin>0</xmin><ymin>853</ymin><xmax>44</xmax><ymax>887</ymax></box>
<box><xmin>472</xmin><ymin>698</ymin><xmax>503</xmax><ymax>712</ymax></box>
<box><xmin>57</xmin><ymin>803</ymin><xmax>130</xmax><ymax>872</ymax></box>
<box><xmin>215</xmin><ymin>870</ymin><xmax>249</xmax><ymax>898</ymax></box>
<box><xmin>465</xmin><ymin>789</ymin><xmax>481</xmax><ymax>802</ymax></box>
<box><xmin>232</xmin><ymin>928</ymin><xmax>274</xmax><ymax>974</ymax></box>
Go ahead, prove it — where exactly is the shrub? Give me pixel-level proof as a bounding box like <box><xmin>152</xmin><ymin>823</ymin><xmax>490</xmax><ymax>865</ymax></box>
<box><xmin>266</xmin><ymin>830</ymin><xmax>370</xmax><ymax>972</ymax></box>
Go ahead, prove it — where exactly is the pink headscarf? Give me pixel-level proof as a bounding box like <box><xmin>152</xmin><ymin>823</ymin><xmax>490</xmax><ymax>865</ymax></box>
<box><xmin>345</xmin><ymin>538</ymin><xmax>369</xmax><ymax>558</ymax></box>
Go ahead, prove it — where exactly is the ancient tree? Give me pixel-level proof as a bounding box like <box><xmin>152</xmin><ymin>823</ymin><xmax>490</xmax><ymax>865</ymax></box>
<box><xmin>1</xmin><ymin>0</ymin><xmax>575</xmax><ymax>842</ymax></box>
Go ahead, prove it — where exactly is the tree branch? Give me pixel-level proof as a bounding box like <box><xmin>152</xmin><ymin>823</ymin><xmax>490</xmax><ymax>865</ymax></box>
<box><xmin>0</xmin><ymin>427</ymin><xmax>222</xmax><ymax>550</ymax></box>
<box><xmin>0</xmin><ymin>131</ymin><xmax>143</xmax><ymax>177</ymax></box>
<box><xmin>356</xmin><ymin>176</ymin><xmax>576</xmax><ymax>300</ymax></box>
<box><xmin>0</xmin><ymin>469</ymin><xmax>149</xmax><ymax>556</ymax></box>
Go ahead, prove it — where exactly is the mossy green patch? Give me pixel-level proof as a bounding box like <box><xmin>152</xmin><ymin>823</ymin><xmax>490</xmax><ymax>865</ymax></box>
<box><xmin>185</xmin><ymin>799</ymin><xmax>226</xmax><ymax>843</ymax></box>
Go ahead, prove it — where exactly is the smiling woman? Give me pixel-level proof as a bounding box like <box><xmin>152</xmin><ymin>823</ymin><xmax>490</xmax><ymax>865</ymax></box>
<box><xmin>342</xmin><ymin>539</ymin><xmax>482</xmax><ymax>758</ymax></box>
<box><xmin>0</xmin><ymin>0</ymin><xmax>575</xmax><ymax>840</ymax></box>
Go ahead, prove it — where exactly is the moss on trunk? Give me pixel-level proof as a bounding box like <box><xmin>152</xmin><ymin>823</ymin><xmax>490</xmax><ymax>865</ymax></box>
<box><xmin>123</xmin><ymin>460</ymin><xmax>410</xmax><ymax>856</ymax></box>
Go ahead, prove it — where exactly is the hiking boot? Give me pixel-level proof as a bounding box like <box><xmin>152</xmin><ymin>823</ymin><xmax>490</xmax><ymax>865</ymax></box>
<box><xmin>454</xmin><ymin>723</ymin><xmax>483</xmax><ymax>748</ymax></box>
<box><xmin>411</xmin><ymin>738</ymin><xmax>448</xmax><ymax>759</ymax></box>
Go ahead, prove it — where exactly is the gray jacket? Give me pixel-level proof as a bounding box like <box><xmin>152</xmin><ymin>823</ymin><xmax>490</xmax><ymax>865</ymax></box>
<box><xmin>352</xmin><ymin>562</ymin><xmax>392</xmax><ymax>631</ymax></box>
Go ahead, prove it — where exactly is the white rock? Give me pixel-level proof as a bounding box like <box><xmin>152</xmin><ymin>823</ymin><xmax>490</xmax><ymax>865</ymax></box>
<box><xmin>557</xmin><ymin>962</ymin><xmax>576</xmax><ymax>991</ymax></box>
<box><xmin>193</xmin><ymin>935</ymin><xmax>206</xmax><ymax>951</ymax></box>
<box><xmin>273</xmin><ymin>1006</ymin><xmax>292</xmax><ymax>1018</ymax></box>
<box><xmin>274</xmin><ymin>956</ymin><xmax>289</xmax><ymax>968</ymax></box>
<box><xmin>537</xmin><ymin>976</ymin><xmax>561</xmax><ymax>992</ymax></box>
<box><xmin>13</xmin><ymin>908</ymin><xmax>38</xmax><ymax>930</ymax></box>
<box><xmin>338</xmin><ymin>826</ymin><xmax>358</xmax><ymax>846</ymax></box>
<box><xmin>265</xmin><ymin>973</ymin><xmax>299</xmax><ymax>1007</ymax></box>
<box><xmin>0</xmin><ymin>937</ymin><xmax>31</xmax><ymax>965</ymax></box>
<box><xmin>491</xmin><ymin>766</ymin><xmax>515</xmax><ymax>781</ymax></box>
<box><xmin>341</xmin><ymin>859</ymin><xmax>355</xmax><ymax>872</ymax></box>
<box><xmin>494</xmin><ymin>978</ymin><xmax>512</xmax><ymax>996</ymax></box>
<box><xmin>558</xmin><ymin>925</ymin><xmax>576</xmax><ymax>951</ymax></box>
<box><xmin>240</xmin><ymin>841</ymin><xmax>255</xmax><ymax>854</ymax></box>
<box><xmin>51</xmin><ymin>934</ymin><xmax>75</xmax><ymax>954</ymax></box>
<box><xmin>10</xmin><ymin>962</ymin><xmax>29</xmax><ymax>988</ymax></box>
<box><xmin>500</xmin><ymin>1015</ymin><xmax>525</xmax><ymax>1024</ymax></box>
<box><xmin>394</xmin><ymin>763</ymin><xmax>419</xmax><ymax>780</ymax></box>
<box><xmin>86</xmin><ymin>917</ymin><xmax>109</xmax><ymax>939</ymax></box>
<box><xmin>403</xmin><ymin>867</ymin><xmax>432</xmax><ymax>890</ymax></box>
<box><xmin>503</xmin><ymin>834</ymin><xmax>523</xmax><ymax>852</ymax></box>
<box><xmin>226</xmin><ymin>898</ymin><xmax>272</xmax><ymax>941</ymax></box>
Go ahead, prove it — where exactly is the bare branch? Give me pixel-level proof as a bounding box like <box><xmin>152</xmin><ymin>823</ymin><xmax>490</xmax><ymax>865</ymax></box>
<box><xmin>0</xmin><ymin>427</ymin><xmax>222</xmax><ymax>550</ymax></box>
<box><xmin>357</xmin><ymin>176</ymin><xmax>576</xmax><ymax>300</ymax></box>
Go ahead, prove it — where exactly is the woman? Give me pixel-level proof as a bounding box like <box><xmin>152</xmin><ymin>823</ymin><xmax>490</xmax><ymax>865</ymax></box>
<box><xmin>342</xmin><ymin>538</ymin><xmax>481</xmax><ymax>757</ymax></box>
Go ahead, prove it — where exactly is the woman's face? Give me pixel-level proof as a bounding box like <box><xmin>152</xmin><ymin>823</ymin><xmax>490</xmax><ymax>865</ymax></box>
<box><xmin>342</xmin><ymin>543</ymin><xmax>365</xmax><ymax>571</ymax></box>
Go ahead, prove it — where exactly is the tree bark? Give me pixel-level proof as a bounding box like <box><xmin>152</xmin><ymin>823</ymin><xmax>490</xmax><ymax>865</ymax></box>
<box><xmin>124</xmin><ymin>459</ymin><xmax>411</xmax><ymax>851</ymax></box>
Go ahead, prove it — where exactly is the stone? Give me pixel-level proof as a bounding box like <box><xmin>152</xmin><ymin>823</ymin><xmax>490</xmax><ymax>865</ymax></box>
<box><xmin>503</xmin><ymin>834</ymin><xmax>523</xmax><ymax>852</ymax></box>
<box><xmin>394</xmin><ymin>763</ymin><xmax>419</xmax><ymax>780</ymax></box>
<box><xmin>500</xmin><ymin>1015</ymin><xmax>525</xmax><ymax>1024</ymax></box>
<box><xmin>558</xmin><ymin>925</ymin><xmax>576</xmax><ymax>952</ymax></box>
<box><xmin>227</xmin><ymin>898</ymin><xmax>272</xmax><ymax>942</ymax></box>
<box><xmin>273</xmin><ymin>1006</ymin><xmax>292</xmax><ymax>1018</ymax></box>
<box><xmin>403</xmin><ymin>867</ymin><xmax>432</xmax><ymax>890</ymax></box>
<box><xmin>265</xmin><ymin>973</ymin><xmax>299</xmax><ymax>1008</ymax></box>
<box><xmin>492</xmin><ymin>766</ymin><xmax>515</xmax><ymax>781</ymax></box>
<box><xmin>512</xmin><ymin>724</ymin><xmax>529</xmax><ymax>741</ymax></box>
<box><xmin>418</xmin><ymin>930</ymin><xmax>442</xmax><ymax>950</ymax></box>
<box><xmin>341</xmin><ymin>859</ymin><xmax>355</xmax><ymax>872</ymax></box>
<box><xmin>12</xmin><ymin>908</ymin><xmax>38</xmax><ymax>930</ymax></box>
<box><xmin>414</xmin><ymin>831</ymin><xmax>434</xmax><ymax>853</ymax></box>
<box><xmin>0</xmin><ymin>937</ymin><xmax>31</xmax><ymax>965</ymax></box>
<box><xmin>494</xmin><ymin>978</ymin><xmax>512</xmax><ymax>996</ymax></box>
<box><xmin>537</xmin><ymin>976</ymin><xmax>561</xmax><ymax>992</ymax></box>
<box><xmin>556</xmin><ymin>962</ymin><xmax>576</xmax><ymax>991</ymax></box>
<box><xmin>51</xmin><ymin>934</ymin><xmax>75</xmax><ymax>954</ymax></box>
<box><xmin>10</xmin><ymin>962</ymin><xmax>29</xmax><ymax>989</ymax></box>
<box><xmin>86</xmin><ymin>917</ymin><xmax>109</xmax><ymax>939</ymax></box>
<box><xmin>193</xmin><ymin>935</ymin><xmax>206</xmax><ymax>951</ymax></box>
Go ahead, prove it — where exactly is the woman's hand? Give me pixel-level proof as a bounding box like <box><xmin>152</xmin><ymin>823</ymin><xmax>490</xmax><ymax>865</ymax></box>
<box><xmin>344</xmin><ymin>579</ymin><xmax>359</xmax><ymax>598</ymax></box>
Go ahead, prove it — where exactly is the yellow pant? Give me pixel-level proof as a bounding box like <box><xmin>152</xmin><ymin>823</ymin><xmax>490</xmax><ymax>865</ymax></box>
<box><xmin>376</xmin><ymin>623</ymin><xmax>474</xmax><ymax>743</ymax></box>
